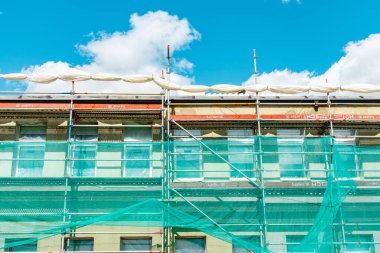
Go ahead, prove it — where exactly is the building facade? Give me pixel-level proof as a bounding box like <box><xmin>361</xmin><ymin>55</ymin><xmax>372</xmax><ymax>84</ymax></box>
<box><xmin>0</xmin><ymin>93</ymin><xmax>379</xmax><ymax>253</ymax></box>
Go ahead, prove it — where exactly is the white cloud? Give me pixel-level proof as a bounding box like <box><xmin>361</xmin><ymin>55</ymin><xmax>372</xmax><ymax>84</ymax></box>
<box><xmin>281</xmin><ymin>0</ymin><xmax>302</xmax><ymax>4</ymax></box>
<box><xmin>244</xmin><ymin>34</ymin><xmax>380</xmax><ymax>87</ymax></box>
<box><xmin>23</xmin><ymin>11</ymin><xmax>200</xmax><ymax>93</ymax></box>
<box><xmin>324</xmin><ymin>34</ymin><xmax>380</xmax><ymax>84</ymax></box>
<box><xmin>173</xmin><ymin>58</ymin><xmax>194</xmax><ymax>73</ymax></box>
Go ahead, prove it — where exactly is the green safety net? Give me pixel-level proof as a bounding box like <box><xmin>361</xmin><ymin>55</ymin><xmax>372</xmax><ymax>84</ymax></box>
<box><xmin>0</xmin><ymin>137</ymin><xmax>378</xmax><ymax>252</ymax></box>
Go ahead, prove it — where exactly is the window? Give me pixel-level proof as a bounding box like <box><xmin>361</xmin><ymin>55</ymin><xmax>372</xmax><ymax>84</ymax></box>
<box><xmin>16</xmin><ymin>126</ymin><xmax>46</xmax><ymax>177</ymax></box>
<box><xmin>123</xmin><ymin>127</ymin><xmax>152</xmax><ymax>177</ymax></box>
<box><xmin>73</xmin><ymin>126</ymin><xmax>98</xmax><ymax>142</ymax></box>
<box><xmin>64</xmin><ymin>238</ymin><xmax>94</xmax><ymax>251</ymax></box>
<box><xmin>71</xmin><ymin>127</ymin><xmax>98</xmax><ymax>177</ymax></box>
<box><xmin>346</xmin><ymin>234</ymin><xmax>374</xmax><ymax>253</ymax></box>
<box><xmin>174</xmin><ymin>130</ymin><xmax>202</xmax><ymax>181</ymax></box>
<box><xmin>286</xmin><ymin>235</ymin><xmax>314</xmax><ymax>253</ymax></box>
<box><xmin>120</xmin><ymin>238</ymin><xmax>152</xmax><ymax>251</ymax></box>
<box><xmin>228</xmin><ymin>129</ymin><xmax>256</xmax><ymax>179</ymax></box>
<box><xmin>5</xmin><ymin>238</ymin><xmax>37</xmax><ymax>252</ymax></box>
<box><xmin>175</xmin><ymin>237</ymin><xmax>205</xmax><ymax>253</ymax></box>
<box><xmin>124</xmin><ymin>127</ymin><xmax>152</xmax><ymax>142</ymax></box>
<box><xmin>232</xmin><ymin>235</ymin><xmax>261</xmax><ymax>253</ymax></box>
<box><xmin>334</xmin><ymin>129</ymin><xmax>358</xmax><ymax>178</ymax></box>
<box><xmin>277</xmin><ymin>129</ymin><xmax>305</xmax><ymax>179</ymax></box>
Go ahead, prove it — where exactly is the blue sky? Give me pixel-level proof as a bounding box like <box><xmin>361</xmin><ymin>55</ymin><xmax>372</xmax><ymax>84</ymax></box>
<box><xmin>0</xmin><ymin>0</ymin><xmax>380</xmax><ymax>90</ymax></box>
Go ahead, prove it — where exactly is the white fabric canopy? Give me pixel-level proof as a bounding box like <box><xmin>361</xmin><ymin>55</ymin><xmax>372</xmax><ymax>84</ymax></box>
<box><xmin>2</xmin><ymin>70</ymin><xmax>380</xmax><ymax>94</ymax></box>
<box><xmin>58</xmin><ymin>69</ymin><xmax>91</xmax><ymax>81</ymax></box>
<box><xmin>244</xmin><ymin>84</ymin><xmax>268</xmax><ymax>92</ymax></box>
<box><xmin>91</xmin><ymin>73</ymin><xmax>122</xmax><ymax>81</ymax></box>
<box><xmin>267</xmin><ymin>84</ymin><xmax>310</xmax><ymax>94</ymax></box>
<box><xmin>1</xmin><ymin>73</ymin><xmax>27</xmax><ymax>80</ymax></box>
<box><xmin>179</xmin><ymin>85</ymin><xmax>210</xmax><ymax>93</ymax></box>
<box><xmin>310</xmin><ymin>84</ymin><xmax>340</xmax><ymax>93</ymax></box>
<box><xmin>122</xmin><ymin>75</ymin><xmax>153</xmax><ymax>83</ymax></box>
<box><xmin>153</xmin><ymin>77</ymin><xmax>180</xmax><ymax>90</ymax></box>
<box><xmin>340</xmin><ymin>84</ymin><xmax>380</xmax><ymax>93</ymax></box>
<box><xmin>27</xmin><ymin>73</ymin><xmax>58</xmax><ymax>84</ymax></box>
<box><xmin>210</xmin><ymin>84</ymin><xmax>245</xmax><ymax>93</ymax></box>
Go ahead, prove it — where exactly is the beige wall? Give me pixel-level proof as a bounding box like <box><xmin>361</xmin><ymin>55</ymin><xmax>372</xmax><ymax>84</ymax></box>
<box><xmin>173</xmin><ymin>104</ymin><xmax>380</xmax><ymax>116</ymax></box>
<box><xmin>36</xmin><ymin>228</ymin><xmax>234</xmax><ymax>253</ymax></box>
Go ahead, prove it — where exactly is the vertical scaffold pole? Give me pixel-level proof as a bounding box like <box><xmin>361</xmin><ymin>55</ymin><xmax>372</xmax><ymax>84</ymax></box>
<box><xmin>327</xmin><ymin>92</ymin><xmax>346</xmax><ymax>252</ymax></box>
<box><xmin>253</xmin><ymin>49</ymin><xmax>258</xmax><ymax>85</ymax></box>
<box><xmin>327</xmin><ymin>92</ymin><xmax>334</xmax><ymax>181</ymax></box>
<box><xmin>339</xmin><ymin>206</ymin><xmax>347</xmax><ymax>252</ymax></box>
<box><xmin>61</xmin><ymin>80</ymin><xmax>75</xmax><ymax>252</ymax></box>
<box><xmin>163</xmin><ymin>44</ymin><xmax>173</xmax><ymax>253</ymax></box>
<box><xmin>253</xmin><ymin>50</ymin><xmax>267</xmax><ymax>252</ymax></box>
<box><xmin>256</xmin><ymin>91</ymin><xmax>267</xmax><ymax>252</ymax></box>
<box><xmin>160</xmin><ymin>89</ymin><xmax>165</xmax><ymax>253</ymax></box>
<box><xmin>166</xmin><ymin>45</ymin><xmax>171</xmax><ymax>142</ymax></box>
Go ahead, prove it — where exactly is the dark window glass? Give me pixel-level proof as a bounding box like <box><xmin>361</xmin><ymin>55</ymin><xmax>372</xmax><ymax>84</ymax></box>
<box><xmin>64</xmin><ymin>238</ymin><xmax>94</xmax><ymax>251</ymax></box>
<box><xmin>120</xmin><ymin>238</ymin><xmax>152</xmax><ymax>251</ymax></box>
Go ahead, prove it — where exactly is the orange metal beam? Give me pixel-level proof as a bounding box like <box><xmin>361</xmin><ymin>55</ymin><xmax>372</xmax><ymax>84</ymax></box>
<box><xmin>74</xmin><ymin>103</ymin><xmax>161</xmax><ymax>110</ymax></box>
<box><xmin>170</xmin><ymin>114</ymin><xmax>258</xmax><ymax>121</ymax></box>
<box><xmin>0</xmin><ymin>103</ymin><xmax>70</xmax><ymax>109</ymax></box>
<box><xmin>171</xmin><ymin>114</ymin><xmax>380</xmax><ymax>121</ymax></box>
<box><xmin>0</xmin><ymin>103</ymin><xmax>161</xmax><ymax>110</ymax></box>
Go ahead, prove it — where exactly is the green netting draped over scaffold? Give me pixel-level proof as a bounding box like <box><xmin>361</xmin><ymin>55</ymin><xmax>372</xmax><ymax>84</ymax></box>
<box><xmin>0</xmin><ymin>137</ymin><xmax>379</xmax><ymax>252</ymax></box>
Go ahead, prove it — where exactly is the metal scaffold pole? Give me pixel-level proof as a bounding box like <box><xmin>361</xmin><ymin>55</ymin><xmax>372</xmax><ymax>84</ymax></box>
<box><xmin>160</xmin><ymin>89</ymin><xmax>166</xmax><ymax>253</ymax></box>
<box><xmin>327</xmin><ymin>93</ymin><xmax>347</xmax><ymax>252</ymax></box>
<box><xmin>256</xmin><ymin>91</ymin><xmax>268</xmax><ymax>252</ymax></box>
<box><xmin>61</xmin><ymin>80</ymin><xmax>75</xmax><ymax>252</ymax></box>
<box><xmin>163</xmin><ymin>44</ymin><xmax>174</xmax><ymax>253</ymax></box>
<box><xmin>327</xmin><ymin>92</ymin><xmax>347</xmax><ymax>252</ymax></box>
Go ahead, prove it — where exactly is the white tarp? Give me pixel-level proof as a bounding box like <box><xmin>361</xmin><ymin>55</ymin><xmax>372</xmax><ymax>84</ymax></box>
<box><xmin>91</xmin><ymin>73</ymin><xmax>122</xmax><ymax>81</ymax></box>
<box><xmin>59</xmin><ymin>69</ymin><xmax>91</xmax><ymax>81</ymax></box>
<box><xmin>3</xmin><ymin>70</ymin><xmax>380</xmax><ymax>94</ymax></box>
<box><xmin>1</xmin><ymin>73</ymin><xmax>27</xmax><ymax>80</ymax></box>
<box><xmin>340</xmin><ymin>84</ymin><xmax>380</xmax><ymax>93</ymax></box>
<box><xmin>122</xmin><ymin>75</ymin><xmax>153</xmax><ymax>83</ymax></box>
<box><xmin>210</xmin><ymin>84</ymin><xmax>245</xmax><ymax>93</ymax></box>
<box><xmin>310</xmin><ymin>84</ymin><xmax>340</xmax><ymax>93</ymax></box>
<box><xmin>268</xmin><ymin>84</ymin><xmax>310</xmax><ymax>94</ymax></box>
<box><xmin>27</xmin><ymin>73</ymin><xmax>58</xmax><ymax>84</ymax></box>
<box><xmin>179</xmin><ymin>85</ymin><xmax>210</xmax><ymax>93</ymax></box>
<box><xmin>244</xmin><ymin>84</ymin><xmax>268</xmax><ymax>92</ymax></box>
<box><xmin>153</xmin><ymin>77</ymin><xmax>180</xmax><ymax>90</ymax></box>
<box><xmin>0</xmin><ymin>121</ymin><xmax>16</xmax><ymax>127</ymax></box>
<box><xmin>97</xmin><ymin>120</ymin><xmax>123</xmax><ymax>126</ymax></box>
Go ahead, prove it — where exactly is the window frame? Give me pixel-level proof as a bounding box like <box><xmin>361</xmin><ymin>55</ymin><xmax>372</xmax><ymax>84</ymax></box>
<box><xmin>175</xmin><ymin>236</ymin><xmax>206</xmax><ymax>253</ymax></box>
<box><xmin>227</xmin><ymin>129</ymin><xmax>256</xmax><ymax>181</ymax></box>
<box><xmin>15</xmin><ymin>125</ymin><xmax>47</xmax><ymax>177</ymax></box>
<box><xmin>123</xmin><ymin>144</ymin><xmax>153</xmax><ymax>177</ymax></box>
<box><xmin>71</xmin><ymin>126</ymin><xmax>98</xmax><ymax>177</ymax></box>
<box><xmin>4</xmin><ymin>238</ymin><xmax>38</xmax><ymax>252</ymax></box>
<box><xmin>173</xmin><ymin>129</ymin><xmax>203</xmax><ymax>182</ymax></box>
<box><xmin>120</xmin><ymin>237</ymin><xmax>153</xmax><ymax>252</ymax></box>
<box><xmin>123</xmin><ymin>127</ymin><xmax>153</xmax><ymax>178</ymax></box>
<box><xmin>334</xmin><ymin>129</ymin><xmax>361</xmax><ymax>179</ymax></box>
<box><xmin>277</xmin><ymin>129</ymin><xmax>307</xmax><ymax>181</ymax></box>
<box><xmin>64</xmin><ymin>237</ymin><xmax>94</xmax><ymax>252</ymax></box>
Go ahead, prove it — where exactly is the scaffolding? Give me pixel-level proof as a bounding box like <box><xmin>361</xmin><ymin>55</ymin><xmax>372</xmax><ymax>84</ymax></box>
<box><xmin>0</xmin><ymin>85</ymin><xmax>380</xmax><ymax>253</ymax></box>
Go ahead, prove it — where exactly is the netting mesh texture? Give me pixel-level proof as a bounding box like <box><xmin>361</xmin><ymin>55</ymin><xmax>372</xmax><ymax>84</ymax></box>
<box><xmin>0</xmin><ymin>137</ymin><xmax>378</xmax><ymax>252</ymax></box>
